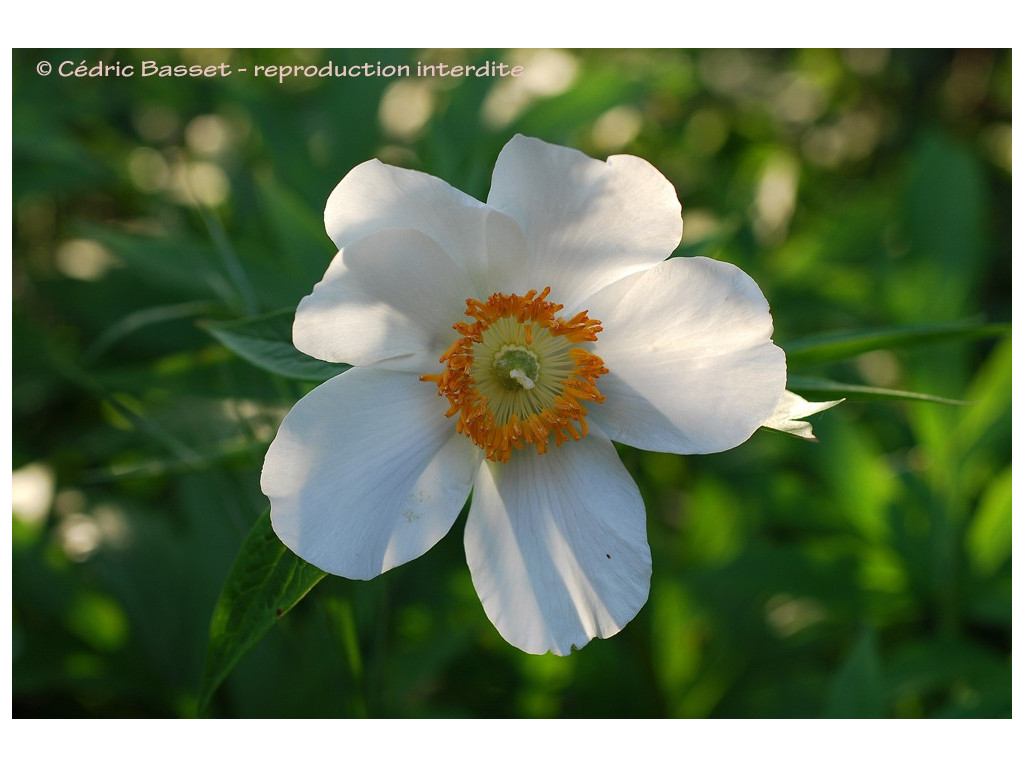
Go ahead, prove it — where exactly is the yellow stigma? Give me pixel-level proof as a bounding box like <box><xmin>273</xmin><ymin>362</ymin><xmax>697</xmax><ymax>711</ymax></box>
<box><xmin>420</xmin><ymin>287</ymin><xmax>608</xmax><ymax>463</ymax></box>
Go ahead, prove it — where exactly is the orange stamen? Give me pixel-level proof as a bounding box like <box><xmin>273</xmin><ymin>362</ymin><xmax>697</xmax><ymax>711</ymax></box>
<box><xmin>420</xmin><ymin>287</ymin><xmax>608</xmax><ymax>463</ymax></box>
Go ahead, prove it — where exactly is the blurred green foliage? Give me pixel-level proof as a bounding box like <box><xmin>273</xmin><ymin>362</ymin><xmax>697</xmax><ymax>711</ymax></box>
<box><xmin>12</xmin><ymin>48</ymin><xmax>1011</xmax><ymax>717</ymax></box>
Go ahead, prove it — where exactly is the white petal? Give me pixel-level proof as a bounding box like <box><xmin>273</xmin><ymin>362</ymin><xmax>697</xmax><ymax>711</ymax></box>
<box><xmin>586</xmin><ymin>257</ymin><xmax>787</xmax><ymax>454</ymax></box>
<box><xmin>465</xmin><ymin>426</ymin><xmax>651</xmax><ymax>655</ymax></box>
<box><xmin>293</xmin><ymin>228</ymin><xmax>476</xmax><ymax>372</ymax></box>
<box><xmin>486</xmin><ymin>135</ymin><xmax>682</xmax><ymax>312</ymax></box>
<box><xmin>761</xmin><ymin>390</ymin><xmax>843</xmax><ymax>441</ymax></box>
<box><xmin>262</xmin><ymin>367</ymin><xmax>478</xmax><ymax>579</ymax></box>
<box><xmin>323</xmin><ymin>158</ymin><xmax>527</xmax><ymax>291</ymax></box>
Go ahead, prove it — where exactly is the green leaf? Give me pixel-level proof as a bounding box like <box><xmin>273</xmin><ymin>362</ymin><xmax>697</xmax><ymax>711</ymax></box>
<box><xmin>202</xmin><ymin>308</ymin><xmax>350</xmax><ymax>381</ymax></box>
<box><xmin>966</xmin><ymin>467</ymin><xmax>1012</xmax><ymax>577</ymax></box>
<box><xmin>197</xmin><ymin>509</ymin><xmax>326</xmax><ymax>715</ymax></box>
<box><xmin>787</xmin><ymin>376</ymin><xmax>967</xmax><ymax>405</ymax></box>
<box><xmin>86</xmin><ymin>227</ymin><xmax>238</xmax><ymax>305</ymax></box>
<box><xmin>824</xmin><ymin>628</ymin><xmax>885</xmax><ymax>718</ymax></box>
<box><xmin>255</xmin><ymin>173</ymin><xmax>331</xmax><ymax>265</ymax></box>
<box><xmin>958</xmin><ymin>338</ymin><xmax>1012</xmax><ymax>449</ymax></box>
<box><xmin>84</xmin><ymin>300</ymin><xmax>221</xmax><ymax>363</ymax></box>
<box><xmin>903</xmin><ymin>133</ymin><xmax>989</xmax><ymax>321</ymax></box>
<box><xmin>783</xmin><ymin>322</ymin><xmax>1010</xmax><ymax>367</ymax></box>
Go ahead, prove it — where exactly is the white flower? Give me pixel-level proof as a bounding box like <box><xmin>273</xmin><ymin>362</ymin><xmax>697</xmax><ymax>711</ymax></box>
<box><xmin>261</xmin><ymin>135</ymin><xmax>787</xmax><ymax>655</ymax></box>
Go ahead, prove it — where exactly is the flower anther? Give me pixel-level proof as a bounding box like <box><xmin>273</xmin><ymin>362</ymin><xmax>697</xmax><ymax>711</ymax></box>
<box><xmin>421</xmin><ymin>287</ymin><xmax>608</xmax><ymax>463</ymax></box>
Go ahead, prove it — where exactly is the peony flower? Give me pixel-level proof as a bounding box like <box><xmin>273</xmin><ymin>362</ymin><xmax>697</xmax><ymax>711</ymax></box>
<box><xmin>261</xmin><ymin>135</ymin><xmax>787</xmax><ymax>655</ymax></box>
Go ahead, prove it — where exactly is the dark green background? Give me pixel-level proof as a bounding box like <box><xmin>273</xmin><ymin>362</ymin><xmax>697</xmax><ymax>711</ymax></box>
<box><xmin>12</xmin><ymin>48</ymin><xmax>1011</xmax><ymax>717</ymax></box>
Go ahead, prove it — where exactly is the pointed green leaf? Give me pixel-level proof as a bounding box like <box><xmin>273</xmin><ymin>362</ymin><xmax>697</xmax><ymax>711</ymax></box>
<box><xmin>787</xmin><ymin>376</ymin><xmax>967</xmax><ymax>405</ymax></box>
<box><xmin>958</xmin><ymin>338</ymin><xmax>1011</xmax><ymax>449</ymax></box>
<box><xmin>255</xmin><ymin>173</ymin><xmax>331</xmax><ymax>266</ymax></box>
<box><xmin>783</xmin><ymin>322</ymin><xmax>1010</xmax><ymax>367</ymax></box>
<box><xmin>904</xmin><ymin>133</ymin><xmax>988</xmax><ymax>320</ymax></box>
<box><xmin>824</xmin><ymin>628</ymin><xmax>885</xmax><ymax>718</ymax></box>
<box><xmin>84</xmin><ymin>300</ymin><xmax>221</xmax><ymax>363</ymax></box>
<box><xmin>198</xmin><ymin>509</ymin><xmax>326</xmax><ymax>715</ymax></box>
<box><xmin>966</xmin><ymin>467</ymin><xmax>1012</xmax><ymax>577</ymax></box>
<box><xmin>202</xmin><ymin>308</ymin><xmax>350</xmax><ymax>381</ymax></box>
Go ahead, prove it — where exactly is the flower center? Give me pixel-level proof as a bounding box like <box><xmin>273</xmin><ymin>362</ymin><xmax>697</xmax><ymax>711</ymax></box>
<box><xmin>421</xmin><ymin>287</ymin><xmax>608</xmax><ymax>463</ymax></box>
